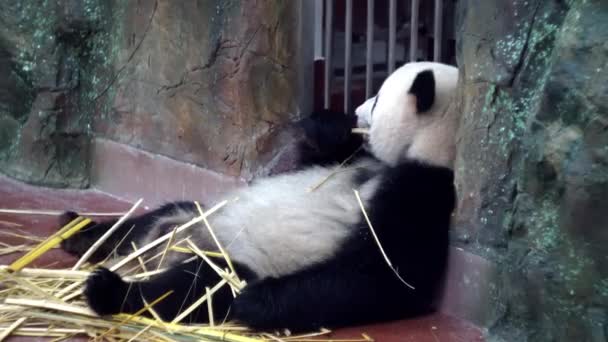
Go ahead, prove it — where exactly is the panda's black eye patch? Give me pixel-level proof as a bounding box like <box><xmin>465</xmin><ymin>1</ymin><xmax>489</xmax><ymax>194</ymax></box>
<box><xmin>409</xmin><ymin>69</ymin><xmax>435</xmax><ymax>113</ymax></box>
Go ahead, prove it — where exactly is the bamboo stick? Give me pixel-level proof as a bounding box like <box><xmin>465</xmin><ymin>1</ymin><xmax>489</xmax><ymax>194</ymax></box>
<box><xmin>8</xmin><ymin>217</ymin><xmax>91</xmax><ymax>272</ymax></box>
<box><xmin>72</xmin><ymin>199</ymin><xmax>143</xmax><ymax>270</ymax></box>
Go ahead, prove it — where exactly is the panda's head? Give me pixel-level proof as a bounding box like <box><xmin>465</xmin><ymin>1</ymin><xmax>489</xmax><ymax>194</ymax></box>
<box><xmin>355</xmin><ymin>62</ymin><xmax>459</xmax><ymax>169</ymax></box>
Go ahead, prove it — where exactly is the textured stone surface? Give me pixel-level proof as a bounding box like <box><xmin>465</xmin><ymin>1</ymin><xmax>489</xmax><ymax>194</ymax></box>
<box><xmin>0</xmin><ymin>0</ymin><xmax>308</xmax><ymax>187</ymax></box>
<box><xmin>0</xmin><ymin>0</ymin><xmax>114</xmax><ymax>187</ymax></box>
<box><xmin>94</xmin><ymin>0</ymin><xmax>305</xmax><ymax>181</ymax></box>
<box><xmin>454</xmin><ymin>0</ymin><xmax>607</xmax><ymax>340</ymax></box>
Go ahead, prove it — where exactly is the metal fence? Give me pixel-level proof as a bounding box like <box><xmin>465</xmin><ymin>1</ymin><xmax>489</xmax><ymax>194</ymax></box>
<box><xmin>313</xmin><ymin>0</ymin><xmax>457</xmax><ymax>113</ymax></box>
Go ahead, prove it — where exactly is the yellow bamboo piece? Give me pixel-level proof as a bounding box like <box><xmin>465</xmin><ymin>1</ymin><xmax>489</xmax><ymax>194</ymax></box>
<box><xmin>353</xmin><ymin>189</ymin><xmax>414</xmax><ymax>290</ymax></box>
<box><xmin>8</xmin><ymin>217</ymin><xmax>91</xmax><ymax>272</ymax></box>
<box><xmin>171</xmin><ymin>279</ymin><xmax>227</xmax><ymax>324</ymax></box>
<box><xmin>308</xmin><ymin>146</ymin><xmax>363</xmax><ymax>192</ymax></box>
<box><xmin>157</xmin><ymin>227</ymin><xmax>178</xmax><ymax>270</ymax></box>
<box><xmin>0</xmin><ymin>317</ymin><xmax>26</xmax><ymax>342</ymax></box>
<box><xmin>206</xmin><ymin>287</ymin><xmax>214</xmax><ymax>326</ymax></box>
<box><xmin>169</xmin><ymin>245</ymin><xmax>224</xmax><ymax>258</ymax></box>
<box><xmin>0</xmin><ymin>266</ymin><xmax>89</xmax><ymax>279</ymax></box>
<box><xmin>100</xmin><ymin>290</ymin><xmax>174</xmax><ymax>341</ymax></box>
<box><xmin>195</xmin><ymin>329</ymin><xmax>263</xmax><ymax>342</ymax></box>
<box><xmin>126</xmin><ymin>323</ymin><xmax>153</xmax><ymax>342</ymax></box>
<box><xmin>109</xmin><ymin>200</ymin><xmax>227</xmax><ymax>272</ymax></box>
<box><xmin>72</xmin><ymin>198</ymin><xmax>143</xmax><ymax>270</ymax></box>
<box><xmin>194</xmin><ymin>201</ymin><xmax>238</xmax><ymax>278</ymax></box>
<box><xmin>4</xmin><ymin>297</ymin><xmax>97</xmax><ymax>317</ymax></box>
<box><xmin>0</xmin><ymin>209</ymin><xmax>127</xmax><ymax>216</ymax></box>
<box><xmin>185</xmin><ymin>240</ymin><xmax>245</xmax><ymax>292</ymax></box>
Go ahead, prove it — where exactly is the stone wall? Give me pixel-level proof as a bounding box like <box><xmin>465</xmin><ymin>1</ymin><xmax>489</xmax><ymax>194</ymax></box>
<box><xmin>0</xmin><ymin>0</ymin><xmax>310</xmax><ymax>187</ymax></box>
<box><xmin>0</xmin><ymin>0</ymin><xmax>112</xmax><ymax>187</ymax></box>
<box><xmin>95</xmin><ymin>0</ymin><xmax>310</xmax><ymax>180</ymax></box>
<box><xmin>455</xmin><ymin>0</ymin><xmax>607</xmax><ymax>340</ymax></box>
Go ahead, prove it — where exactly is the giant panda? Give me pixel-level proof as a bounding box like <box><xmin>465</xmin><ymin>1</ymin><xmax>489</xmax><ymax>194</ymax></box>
<box><xmin>59</xmin><ymin>61</ymin><xmax>460</xmax><ymax>332</ymax></box>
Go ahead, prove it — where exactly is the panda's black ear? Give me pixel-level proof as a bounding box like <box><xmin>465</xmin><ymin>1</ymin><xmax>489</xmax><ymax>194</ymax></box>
<box><xmin>408</xmin><ymin>69</ymin><xmax>435</xmax><ymax>113</ymax></box>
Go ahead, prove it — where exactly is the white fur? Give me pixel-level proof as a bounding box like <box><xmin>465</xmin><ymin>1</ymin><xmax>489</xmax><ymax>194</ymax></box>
<box><xmin>148</xmin><ymin>159</ymin><xmax>382</xmax><ymax>278</ymax></box>
<box><xmin>142</xmin><ymin>62</ymin><xmax>460</xmax><ymax>280</ymax></box>
<box><xmin>355</xmin><ymin>96</ymin><xmax>375</xmax><ymax>128</ymax></box>
<box><xmin>355</xmin><ymin>62</ymin><xmax>459</xmax><ymax>169</ymax></box>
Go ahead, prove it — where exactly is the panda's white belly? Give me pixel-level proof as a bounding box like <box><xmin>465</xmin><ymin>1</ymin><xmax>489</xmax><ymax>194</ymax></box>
<box><xmin>198</xmin><ymin>160</ymin><xmax>380</xmax><ymax>278</ymax></box>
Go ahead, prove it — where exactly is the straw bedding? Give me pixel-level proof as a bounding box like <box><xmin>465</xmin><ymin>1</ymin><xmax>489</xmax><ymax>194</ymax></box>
<box><xmin>0</xmin><ymin>199</ymin><xmax>373</xmax><ymax>342</ymax></box>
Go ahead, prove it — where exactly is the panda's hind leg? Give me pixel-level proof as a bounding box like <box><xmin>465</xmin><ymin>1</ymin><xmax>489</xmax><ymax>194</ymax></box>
<box><xmin>84</xmin><ymin>257</ymin><xmax>256</xmax><ymax>324</ymax></box>
<box><xmin>231</xmin><ymin>253</ymin><xmax>409</xmax><ymax>332</ymax></box>
<box><xmin>59</xmin><ymin>201</ymin><xmax>197</xmax><ymax>263</ymax></box>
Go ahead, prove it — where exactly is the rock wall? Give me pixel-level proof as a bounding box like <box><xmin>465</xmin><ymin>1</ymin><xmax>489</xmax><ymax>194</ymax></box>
<box><xmin>95</xmin><ymin>0</ymin><xmax>309</xmax><ymax>180</ymax></box>
<box><xmin>0</xmin><ymin>0</ymin><xmax>113</xmax><ymax>187</ymax></box>
<box><xmin>455</xmin><ymin>0</ymin><xmax>607</xmax><ymax>340</ymax></box>
<box><xmin>0</xmin><ymin>0</ymin><xmax>310</xmax><ymax>187</ymax></box>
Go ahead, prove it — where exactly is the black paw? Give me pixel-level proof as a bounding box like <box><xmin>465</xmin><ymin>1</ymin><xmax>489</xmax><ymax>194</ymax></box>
<box><xmin>85</xmin><ymin>267</ymin><xmax>130</xmax><ymax>316</ymax></box>
<box><xmin>58</xmin><ymin>213</ymin><xmax>103</xmax><ymax>259</ymax></box>
<box><xmin>299</xmin><ymin>111</ymin><xmax>363</xmax><ymax>167</ymax></box>
<box><xmin>58</xmin><ymin>211</ymin><xmax>80</xmax><ymax>227</ymax></box>
<box><xmin>231</xmin><ymin>282</ymin><xmax>282</xmax><ymax>331</ymax></box>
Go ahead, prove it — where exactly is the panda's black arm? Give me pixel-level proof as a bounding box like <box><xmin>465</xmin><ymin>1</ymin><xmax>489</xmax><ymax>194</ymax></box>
<box><xmin>230</xmin><ymin>256</ymin><xmax>412</xmax><ymax>332</ymax></box>
<box><xmin>297</xmin><ymin>110</ymin><xmax>365</xmax><ymax>167</ymax></box>
<box><xmin>59</xmin><ymin>201</ymin><xmax>197</xmax><ymax>262</ymax></box>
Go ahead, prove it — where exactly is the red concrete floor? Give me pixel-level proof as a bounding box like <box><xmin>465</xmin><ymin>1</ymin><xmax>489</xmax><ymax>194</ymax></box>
<box><xmin>0</xmin><ymin>174</ymin><xmax>484</xmax><ymax>342</ymax></box>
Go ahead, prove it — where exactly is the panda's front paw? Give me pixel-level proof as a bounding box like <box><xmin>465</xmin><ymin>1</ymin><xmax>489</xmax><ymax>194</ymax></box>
<box><xmin>85</xmin><ymin>267</ymin><xmax>129</xmax><ymax>316</ymax></box>
<box><xmin>59</xmin><ymin>211</ymin><xmax>95</xmax><ymax>257</ymax></box>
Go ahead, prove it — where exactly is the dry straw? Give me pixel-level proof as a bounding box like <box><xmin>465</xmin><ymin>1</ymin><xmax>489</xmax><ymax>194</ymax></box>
<box><xmin>0</xmin><ymin>199</ymin><xmax>374</xmax><ymax>342</ymax></box>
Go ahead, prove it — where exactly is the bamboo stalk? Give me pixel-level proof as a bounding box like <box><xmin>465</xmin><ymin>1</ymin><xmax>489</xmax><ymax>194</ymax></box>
<box><xmin>186</xmin><ymin>240</ymin><xmax>244</xmax><ymax>292</ymax></box>
<box><xmin>109</xmin><ymin>200</ymin><xmax>228</xmax><ymax>272</ymax></box>
<box><xmin>206</xmin><ymin>287</ymin><xmax>214</xmax><ymax>326</ymax></box>
<box><xmin>194</xmin><ymin>202</ymin><xmax>238</xmax><ymax>278</ymax></box>
<box><xmin>0</xmin><ymin>317</ymin><xmax>26</xmax><ymax>342</ymax></box>
<box><xmin>157</xmin><ymin>227</ymin><xmax>178</xmax><ymax>270</ymax></box>
<box><xmin>351</xmin><ymin>128</ymin><xmax>370</xmax><ymax>135</ymax></box>
<box><xmin>8</xmin><ymin>217</ymin><xmax>91</xmax><ymax>272</ymax></box>
<box><xmin>353</xmin><ymin>190</ymin><xmax>415</xmax><ymax>290</ymax></box>
<box><xmin>99</xmin><ymin>290</ymin><xmax>174</xmax><ymax>341</ymax></box>
<box><xmin>171</xmin><ymin>279</ymin><xmax>227</xmax><ymax>324</ymax></box>
<box><xmin>126</xmin><ymin>323</ymin><xmax>153</xmax><ymax>342</ymax></box>
<box><xmin>72</xmin><ymin>198</ymin><xmax>143</xmax><ymax>270</ymax></box>
<box><xmin>0</xmin><ymin>266</ymin><xmax>89</xmax><ymax>279</ymax></box>
<box><xmin>4</xmin><ymin>298</ymin><xmax>97</xmax><ymax>317</ymax></box>
<box><xmin>308</xmin><ymin>146</ymin><xmax>363</xmax><ymax>192</ymax></box>
<box><xmin>0</xmin><ymin>209</ymin><xmax>128</xmax><ymax>216</ymax></box>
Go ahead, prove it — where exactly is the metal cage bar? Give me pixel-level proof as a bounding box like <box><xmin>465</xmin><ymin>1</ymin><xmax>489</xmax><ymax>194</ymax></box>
<box><xmin>365</xmin><ymin>0</ymin><xmax>374</xmax><ymax>98</ymax></box>
<box><xmin>388</xmin><ymin>0</ymin><xmax>397</xmax><ymax>74</ymax></box>
<box><xmin>433</xmin><ymin>0</ymin><xmax>443</xmax><ymax>62</ymax></box>
<box><xmin>344</xmin><ymin>0</ymin><xmax>353</xmax><ymax>112</ymax></box>
<box><xmin>410</xmin><ymin>0</ymin><xmax>420</xmax><ymax>62</ymax></box>
<box><xmin>323</xmin><ymin>0</ymin><xmax>334</xmax><ymax>109</ymax></box>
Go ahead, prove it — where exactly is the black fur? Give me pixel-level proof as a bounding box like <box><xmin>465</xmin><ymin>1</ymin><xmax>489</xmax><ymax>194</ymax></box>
<box><xmin>86</xmin><ymin>258</ymin><xmax>257</xmax><ymax>324</ymax></box>
<box><xmin>61</xmin><ymin>111</ymin><xmax>454</xmax><ymax>331</ymax></box>
<box><xmin>231</xmin><ymin>160</ymin><xmax>454</xmax><ymax>331</ymax></box>
<box><xmin>60</xmin><ymin>201</ymin><xmax>197</xmax><ymax>263</ymax></box>
<box><xmin>298</xmin><ymin>110</ymin><xmax>365</xmax><ymax>167</ymax></box>
<box><xmin>409</xmin><ymin>69</ymin><xmax>436</xmax><ymax>113</ymax></box>
<box><xmin>75</xmin><ymin>160</ymin><xmax>454</xmax><ymax>331</ymax></box>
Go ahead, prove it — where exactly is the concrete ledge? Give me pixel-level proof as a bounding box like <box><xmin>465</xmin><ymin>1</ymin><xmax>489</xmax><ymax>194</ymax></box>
<box><xmin>439</xmin><ymin>246</ymin><xmax>496</xmax><ymax>328</ymax></box>
<box><xmin>91</xmin><ymin>138</ymin><xmax>246</xmax><ymax>208</ymax></box>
